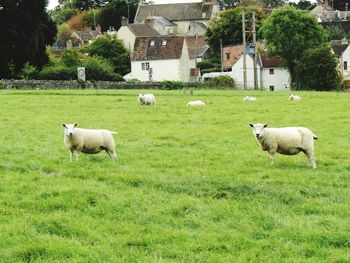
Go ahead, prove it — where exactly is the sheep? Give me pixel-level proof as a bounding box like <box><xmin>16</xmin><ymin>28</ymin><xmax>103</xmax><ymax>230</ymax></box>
<box><xmin>187</xmin><ymin>100</ymin><xmax>206</xmax><ymax>107</ymax></box>
<box><xmin>62</xmin><ymin>123</ymin><xmax>117</xmax><ymax>162</ymax></box>
<box><xmin>289</xmin><ymin>94</ymin><xmax>301</xmax><ymax>101</ymax></box>
<box><xmin>243</xmin><ymin>96</ymin><xmax>257</xmax><ymax>101</ymax></box>
<box><xmin>249</xmin><ymin>123</ymin><xmax>318</xmax><ymax>169</ymax></box>
<box><xmin>138</xmin><ymin>94</ymin><xmax>156</xmax><ymax>107</ymax></box>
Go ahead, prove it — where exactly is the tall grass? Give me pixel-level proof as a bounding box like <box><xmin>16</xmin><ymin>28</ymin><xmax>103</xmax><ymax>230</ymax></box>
<box><xmin>0</xmin><ymin>89</ymin><xmax>349</xmax><ymax>262</ymax></box>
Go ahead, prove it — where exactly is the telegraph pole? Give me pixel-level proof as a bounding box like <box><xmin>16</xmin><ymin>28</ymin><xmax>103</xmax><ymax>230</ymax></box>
<box><xmin>252</xmin><ymin>10</ymin><xmax>258</xmax><ymax>90</ymax></box>
<box><xmin>220</xmin><ymin>38</ymin><xmax>223</xmax><ymax>73</ymax></box>
<box><xmin>242</xmin><ymin>10</ymin><xmax>247</xmax><ymax>90</ymax></box>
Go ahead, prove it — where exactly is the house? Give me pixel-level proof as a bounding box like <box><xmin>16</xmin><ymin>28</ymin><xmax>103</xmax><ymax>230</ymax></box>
<box><xmin>71</xmin><ymin>25</ymin><xmax>102</xmax><ymax>47</ymax></box>
<box><xmin>310</xmin><ymin>3</ymin><xmax>350</xmax><ymax>22</ymax></box>
<box><xmin>331</xmin><ymin>38</ymin><xmax>350</xmax><ymax>80</ymax></box>
<box><xmin>230</xmin><ymin>52</ymin><xmax>290</xmax><ymax>90</ymax></box>
<box><xmin>130</xmin><ymin>36</ymin><xmax>199</xmax><ymax>82</ymax></box>
<box><xmin>134</xmin><ymin>0</ymin><xmax>219</xmax><ymax>36</ymax></box>
<box><xmin>117</xmin><ymin>23</ymin><xmax>161</xmax><ymax>51</ymax></box>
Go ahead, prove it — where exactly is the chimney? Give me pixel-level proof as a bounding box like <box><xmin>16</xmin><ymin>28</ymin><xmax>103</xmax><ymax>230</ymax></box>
<box><xmin>346</xmin><ymin>3</ymin><xmax>348</xmax><ymax>11</ymax></box>
<box><xmin>121</xmin><ymin>16</ymin><xmax>129</xmax><ymax>26</ymax></box>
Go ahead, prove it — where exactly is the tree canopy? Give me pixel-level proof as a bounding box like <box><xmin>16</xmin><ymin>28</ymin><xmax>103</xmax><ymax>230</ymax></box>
<box><xmin>0</xmin><ymin>0</ymin><xmax>57</xmax><ymax>78</ymax></box>
<box><xmin>295</xmin><ymin>45</ymin><xmax>342</xmax><ymax>91</ymax></box>
<box><xmin>259</xmin><ymin>6</ymin><xmax>328</xmax><ymax>82</ymax></box>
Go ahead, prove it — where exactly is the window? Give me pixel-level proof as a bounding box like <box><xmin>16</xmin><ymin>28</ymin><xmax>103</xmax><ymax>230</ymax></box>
<box><xmin>269</xmin><ymin>86</ymin><xmax>274</xmax><ymax>91</ymax></box>
<box><xmin>226</xmin><ymin>53</ymin><xmax>230</xmax><ymax>59</ymax></box>
<box><xmin>269</xmin><ymin>69</ymin><xmax>274</xmax><ymax>75</ymax></box>
<box><xmin>141</xmin><ymin>62</ymin><xmax>150</xmax><ymax>70</ymax></box>
<box><xmin>344</xmin><ymin>61</ymin><xmax>348</xmax><ymax>70</ymax></box>
<box><xmin>150</xmin><ymin>40</ymin><xmax>155</xmax><ymax>46</ymax></box>
<box><xmin>162</xmin><ymin>40</ymin><xmax>167</xmax><ymax>46</ymax></box>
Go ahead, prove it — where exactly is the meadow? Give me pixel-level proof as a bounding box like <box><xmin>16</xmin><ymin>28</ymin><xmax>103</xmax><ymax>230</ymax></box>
<box><xmin>0</xmin><ymin>89</ymin><xmax>349</xmax><ymax>262</ymax></box>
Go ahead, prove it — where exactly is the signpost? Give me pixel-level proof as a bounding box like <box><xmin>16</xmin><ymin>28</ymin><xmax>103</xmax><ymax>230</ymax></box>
<box><xmin>77</xmin><ymin>67</ymin><xmax>86</xmax><ymax>82</ymax></box>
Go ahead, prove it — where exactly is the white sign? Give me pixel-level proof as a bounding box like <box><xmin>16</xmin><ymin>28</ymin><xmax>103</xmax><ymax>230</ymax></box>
<box><xmin>77</xmin><ymin>67</ymin><xmax>86</xmax><ymax>81</ymax></box>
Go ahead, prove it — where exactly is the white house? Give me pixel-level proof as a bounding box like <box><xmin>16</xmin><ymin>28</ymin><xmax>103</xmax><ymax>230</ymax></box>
<box><xmin>230</xmin><ymin>52</ymin><xmax>291</xmax><ymax>91</ymax></box>
<box><xmin>331</xmin><ymin>39</ymin><xmax>350</xmax><ymax>80</ymax></box>
<box><xmin>130</xmin><ymin>36</ymin><xmax>196</xmax><ymax>82</ymax></box>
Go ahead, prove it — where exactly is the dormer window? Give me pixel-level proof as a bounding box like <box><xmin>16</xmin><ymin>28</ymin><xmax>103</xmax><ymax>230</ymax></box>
<box><xmin>162</xmin><ymin>40</ymin><xmax>167</xmax><ymax>46</ymax></box>
<box><xmin>150</xmin><ymin>40</ymin><xmax>155</xmax><ymax>46</ymax></box>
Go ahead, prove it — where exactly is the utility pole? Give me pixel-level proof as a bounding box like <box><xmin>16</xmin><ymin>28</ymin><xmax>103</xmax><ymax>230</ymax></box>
<box><xmin>252</xmin><ymin>10</ymin><xmax>258</xmax><ymax>90</ymax></box>
<box><xmin>242</xmin><ymin>10</ymin><xmax>247</xmax><ymax>90</ymax></box>
<box><xmin>220</xmin><ymin>38</ymin><xmax>223</xmax><ymax>73</ymax></box>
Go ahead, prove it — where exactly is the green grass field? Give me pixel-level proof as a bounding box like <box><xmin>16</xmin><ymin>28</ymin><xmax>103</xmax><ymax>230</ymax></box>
<box><xmin>0</xmin><ymin>89</ymin><xmax>349</xmax><ymax>262</ymax></box>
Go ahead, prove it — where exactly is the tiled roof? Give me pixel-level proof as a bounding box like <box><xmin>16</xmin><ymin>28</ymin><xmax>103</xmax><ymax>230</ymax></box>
<box><xmin>127</xmin><ymin>24</ymin><xmax>161</xmax><ymax>37</ymax></box>
<box><xmin>259</xmin><ymin>52</ymin><xmax>285</xmax><ymax>68</ymax></box>
<box><xmin>223</xmin><ymin>43</ymin><xmax>265</xmax><ymax>69</ymax></box>
<box><xmin>73</xmin><ymin>30</ymin><xmax>102</xmax><ymax>42</ymax></box>
<box><xmin>331</xmin><ymin>43</ymin><xmax>348</xmax><ymax>57</ymax></box>
<box><xmin>185</xmin><ymin>36</ymin><xmax>208</xmax><ymax>59</ymax></box>
<box><xmin>135</xmin><ymin>2</ymin><xmax>214</xmax><ymax>23</ymax></box>
<box><xmin>132</xmin><ymin>37</ymin><xmax>185</xmax><ymax>61</ymax></box>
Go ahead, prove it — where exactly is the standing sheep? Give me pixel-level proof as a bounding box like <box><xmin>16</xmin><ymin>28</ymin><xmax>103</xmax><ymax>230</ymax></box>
<box><xmin>187</xmin><ymin>100</ymin><xmax>206</xmax><ymax>107</ymax></box>
<box><xmin>249</xmin><ymin>123</ymin><xmax>318</xmax><ymax>169</ymax></box>
<box><xmin>138</xmin><ymin>94</ymin><xmax>156</xmax><ymax>107</ymax></box>
<box><xmin>62</xmin><ymin>123</ymin><xmax>117</xmax><ymax>162</ymax></box>
<box><xmin>289</xmin><ymin>94</ymin><xmax>301</xmax><ymax>101</ymax></box>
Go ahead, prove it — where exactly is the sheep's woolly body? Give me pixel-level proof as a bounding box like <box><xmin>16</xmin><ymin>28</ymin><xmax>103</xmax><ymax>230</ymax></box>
<box><xmin>63</xmin><ymin>127</ymin><xmax>117</xmax><ymax>161</ymax></box>
<box><xmin>187</xmin><ymin>100</ymin><xmax>206</xmax><ymax>106</ymax></box>
<box><xmin>138</xmin><ymin>94</ymin><xmax>156</xmax><ymax>106</ymax></box>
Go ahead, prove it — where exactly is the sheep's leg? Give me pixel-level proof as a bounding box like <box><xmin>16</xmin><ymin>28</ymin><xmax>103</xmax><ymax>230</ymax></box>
<box><xmin>269</xmin><ymin>152</ymin><xmax>275</xmax><ymax>165</ymax></box>
<box><xmin>69</xmin><ymin>149</ymin><xmax>74</xmax><ymax>162</ymax></box>
<box><xmin>107</xmin><ymin>150</ymin><xmax>117</xmax><ymax>160</ymax></box>
<box><xmin>306</xmin><ymin>151</ymin><xmax>316</xmax><ymax>169</ymax></box>
<box><xmin>75</xmin><ymin>150</ymin><xmax>80</xmax><ymax>161</ymax></box>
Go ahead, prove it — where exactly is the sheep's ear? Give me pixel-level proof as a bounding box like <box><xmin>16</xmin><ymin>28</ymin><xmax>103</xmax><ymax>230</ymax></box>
<box><xmin>74</xmin><ymin>123</ymin><xmax>79</xmax><ymax>127</ymax></box>
<box><xmin>249</xmin><ymin>124</ymin><xmax>254</xmax><ymax>127</ymax></box>
<box><xmin>62</xmin><ymin>124</ymin><xmax>66</xmax><ymax>128</ymax></box>
<box><xmin>263</xmin><ymin>124</ymin><xmax>268</xmax><ymax>128</ymax></box>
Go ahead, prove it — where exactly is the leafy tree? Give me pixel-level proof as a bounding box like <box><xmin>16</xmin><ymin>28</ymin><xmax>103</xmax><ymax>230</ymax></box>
<box><xmin>58</xmin><ymin>0</ymin><xmax>108</xmax><ymax>10</ymax></box>
<box><xmin>295</xmin><ymin>45</ymin><xmax>342</xmax><ymax>91</ymax></box>
<box><xmin>56</xmin><ymin>23</ymin><xmax>73</xmax><ymax>47</ymax></box>
<box><xmin>67</xmin><ymin>12</ymin><xmax>87</xmax><ymax>30</ymax></box>
<box><xmin>83</xmin><ymin>56</ymin><xmax>123</xmax><ymax>81</ymax></box>
<box><xmin>289</xmin><ymin>0</ymin><xmax>316</xmax><ymax>10</ymax></box>
<box><xmin>49</xmin><ymin>7</ymin><xmax>78</xmax><ymax>25</ymax></box>
<box><xmin>83</xmin><ymin>35</ymin><xmax>130</xmax><ymax>75</ymax></box>
<box><xmin>324</xmin><ymin>25</ymin><xmax>350</xmax><ymax>40</ymax></box>
<box><xmin>260</xmin><ymin>6</ymin><xmax>328</xmax><ymax>82</ymax></box>
<box><xmin>218</xmin><ymin>0</ymin><xmax>286</xmax><ymax>8</ymax></box>
<box><xmin>0</xmin><ymin>0</ymin><xmax>57</xmax><ymax>78</ymax></box>
<box><xmin>98</xmin><ymin>1</ymin><xmax>138</xmax><ymax>32</ymax></box>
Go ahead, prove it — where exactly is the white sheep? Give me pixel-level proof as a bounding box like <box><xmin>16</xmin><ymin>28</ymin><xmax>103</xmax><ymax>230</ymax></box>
<box><xmin>243</xmin><ymin>96</ymin><xmax>257</xmax><ymax>101</ymax></box>
<box><xmin>289</xmin><ymin>94</ymin><xmax>301</xmax><ymax>101</ymax></box>
<box><xmin>249</xmin><ymin>123</ymin><xmax>318</xmax><ymax>169</ymax></box>
<box><xmin>62</xmin><ymin>123</ymin><xmax>117</xmax><ymax>162</ymax></box>
<box><xmin>187</xmin><ymin>100</ymin><xmax>206</xmax><ymax>107</ymax></box>
<box><xmin>138</xmin><ymin>94</ymin><xmax>156</xmax><ymax>107</ymax></box>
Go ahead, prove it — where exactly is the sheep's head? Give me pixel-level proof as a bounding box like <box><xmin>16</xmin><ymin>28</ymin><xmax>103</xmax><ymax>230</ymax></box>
<box><xmin>249</xmin><ymin>123</ymin><xmax>268</xmax><ymax>140</ymax></box>
<box><xmin>62</xmin><ymin>123</ymin><xmax>79</xmax><ymax>137</ymax></box>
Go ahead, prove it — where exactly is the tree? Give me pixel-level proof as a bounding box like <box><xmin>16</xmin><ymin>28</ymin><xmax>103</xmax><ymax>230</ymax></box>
<box><xmin>59</xmin><ymin>0</ymin><xmax>108</xmax><ymax>10</ymax></box>
<box><xmin>83</xmin><ymin>35</ymin><xmax>130</xmax><ymax>75</ymax></box>
<box><xmin>0</xmin><ymin>0</ymin><xmax>57</xmax><ymax>78</ymax></box>
<box><xmin>324</xmin><ymin>25</ymin><xmax>350</xmax><ymax>41</ymax></box>
<box><xmin>289</xmin><ymin>0</ymin><xmax>316</xmax><ymax>11</ymax></box>
<box><xmin>259</xmin><ymin>6</ymin><xmax>328</xmax><ymax>83</ymax></box>
<box><xmin>206</xmin><ymin>7</ymin><xmax>265</xmax><ymax>53</ymax></box>
<box><xmin>56</xmin><ymin>23</ymin><xmax>73</xmax><ymax>47</ymax></box>
<box><xmin>333</xmin><ymin>0</ymin><xmax>350</xmax><ymax>11</ymax></box>
<box><xmin>295</xmin><ymin>45</ymin><xmax>342</xmax><ymax>91</ymax></box>
<box><xmin>218</xmin><ymin>0</ymin><xmax>286</xmax><ymax>9</ymax></box>
<box><xmin>49</xmin><ymin>6</ymin><xmax>78</xmax><ymax>25</ymax></box>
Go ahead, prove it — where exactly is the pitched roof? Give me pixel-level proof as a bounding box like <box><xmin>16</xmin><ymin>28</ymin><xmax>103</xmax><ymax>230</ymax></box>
<box><xmin>331</xmin><ymin>43</ymin><xmax>348</xmax><ymax>57</ymax></box>
<box><xmin>127</xmin><ymin>24</ymin><xmax>161</xmax><ymax>37</ymax></box>
<box><xmin>72</xmin><ymin>30</ymin><xmax>102</xmax><ymax>42</ymax></box>
<box><xmin>185</xmin><ymin>36</ymin><xmax>208</xmax><ymax>58</ymax></box>
<box><xmin>135</xmin><ymin>2</ymin><xmax>215</xmax><ymax>23</ymax></box>
<box><xmin>259</xmin><ymin>52</ymin><xmax>285</xmax><ymax>68</ymax></box>
<box><xmin>132</xmin><ymin>37</ymin><xmax>185</xmax><ymax>61</ymax></box>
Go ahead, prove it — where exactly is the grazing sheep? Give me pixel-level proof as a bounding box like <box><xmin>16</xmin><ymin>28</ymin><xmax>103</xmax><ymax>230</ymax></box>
<box><xmin>289</xmin><ymin>94</ymin><xmax>301</xmax><ymax>101</ymax></box>
<box><xmin>62</xmin><ymin>123</ymin><xmax>117</xmax><ymax>162</ymax></box>
<box><xmin>243</xmin><ymin>96</ymin><xmax>257</xmax><ymax>101</ymax></box>
<box><xmin>138</xmin><ymin>94</ymin><xmax>156</xmax><ymax>107</ymax></box>
<box><xmin>187</xmin><ymin>100</ymin><xmax>206</xmax><ymax>107</ymax></box>
<box><xmin>249</xmin><ymin>123</ymin><xmax>318</xmax><ymax>169</ymax></box>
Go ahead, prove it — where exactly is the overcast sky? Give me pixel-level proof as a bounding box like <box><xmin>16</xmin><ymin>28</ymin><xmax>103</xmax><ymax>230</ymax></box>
<box><xmin>47</xmin><ymin>0</ymin><xmax>316</xmax><ymax>10</ymax></box>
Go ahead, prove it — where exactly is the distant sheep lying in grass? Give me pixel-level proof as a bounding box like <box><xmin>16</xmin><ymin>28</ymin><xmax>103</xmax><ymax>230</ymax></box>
<box><xmin>249</xmin><ymin>123</ymin><xmax>318</xmax><ymax>169</ymax></box>
<box><xmin>187</xmin><ymin>100</ymin><xmax>206</xmax><ymax>107</ymax></box>
<box><xmin>138</xmin><ymin>94</ymin><xmax>156</xmax><ymax>107</ymax></box>
<box><xmin>289</xmin><ymin>94</ymin><xmax>301</xmax><ymax>101</ymax></box>
<box><xmin>243</xmin><ymin>96</ymin><xmax>257</xmax><ymax>101</ymax></box>
<box><xmin>62</xmin><ymin>123</ymin><xmax>117</xmax><ymax>162</ymax></box>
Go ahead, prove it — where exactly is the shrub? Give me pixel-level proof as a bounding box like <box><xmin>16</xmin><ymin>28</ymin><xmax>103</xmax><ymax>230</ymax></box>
<box><xmin>83</xmin><ymin>56</ymin><xmax>123</xmax><ymax>81</ymax></box>
<box><xmin>38</xmin><ymin>65</ymin><xmax>76</xmax><ymax>80</ymax></box>
<box><xmin>205</xmin><ymin>76</ymin><xmax>236</xmax><ymax>89</ymax></box>
<box><xmin>201</xmin><ymin>68</ymin><xmax>222</xmax><ymax>74</ymax></box>
<box><xmin>21</xmin><ymin>62</ymin><xmax>38</xmax><ymax>80</ymax></box>
<box><xmin>160</xmin><ymin>80</ymin><xmax>183</xmax><ymax>90</ymax></box>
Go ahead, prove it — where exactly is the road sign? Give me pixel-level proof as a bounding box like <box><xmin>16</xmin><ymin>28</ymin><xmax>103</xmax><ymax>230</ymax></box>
<box><xmin>77</xmin><ymin>67</ymin><xmax>86</xmax><ymax>81</ymax></box>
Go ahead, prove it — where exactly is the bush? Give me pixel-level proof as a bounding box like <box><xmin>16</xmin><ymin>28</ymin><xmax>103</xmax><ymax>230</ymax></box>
<box><xmin>21</xmin><ymin>62</ymin><xmax>38</xmax><ymax>80</ymax></box>
<box><xmin>38</xmin><ymin>65</ymin><xmax>76</xmax><ymax>80</ymax></box>
<box><xmin>201</xmin><ymin>68</ymin><xmax>222</xmax><ymax>74</ymax></box>
<box><xmin>160</xmin><ymin>80</ymin><xmax>183</xmax><ymax>90</ymax></box>
<box><xmin>83</xmin><ymin>56</ymin><xmax>123</xmax><ymax>81</ymax></box>
<box><xmin>205</xmin><ymin>76</ymin><xmax>236</xmax><ymax>89</ymax></box>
